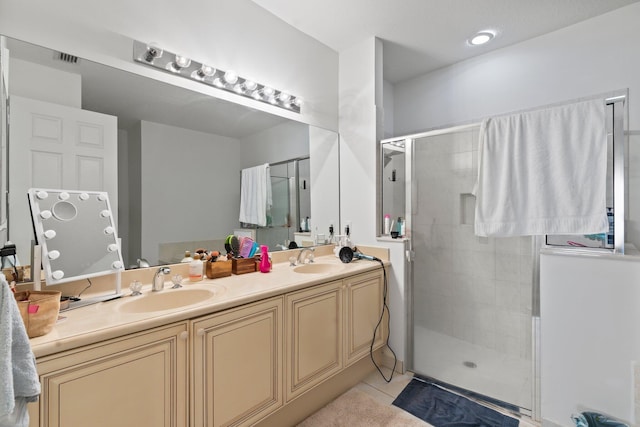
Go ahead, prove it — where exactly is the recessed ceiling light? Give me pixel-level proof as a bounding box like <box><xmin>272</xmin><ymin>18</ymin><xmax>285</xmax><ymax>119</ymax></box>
<box><xmin>469</xmin><ymin>31</ymin><xmax>495</xmax><ymax>46</ymax></box>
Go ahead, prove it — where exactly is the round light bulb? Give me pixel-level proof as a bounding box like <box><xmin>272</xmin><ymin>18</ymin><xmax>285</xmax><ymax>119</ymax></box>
<box><xmin>98</xmin><ymin>194</ymin><xmax>107</xmax><ymax>201</ymax></box>
<box><xmin>278</xmin><ymin>92</ymin><xmax>291</xmax><ymax>103</ymax></box>
<box><xmin>104</xmin><ymin>226</ymin><xmax>115</xmax><ymax>235</ymax></box>
<box><xmin>223</xmin><ymin>70</ymin><xmax>238</xmax><ymax>85</ymax></box>
<box><xmin>213</xmin><ymin>77</ymin><xmax>225</xmax><ymax>88</ymax></box>
<box><xmin>36</xmin><ymin>190</ymin><xmax>49</xmax><ymax>200</ymax></box>
<box><xmin>52</xmin><ymin>270</ymin><xmax>65</xmax><ymax>280</ymax></box>
<box><xmin>79</xmin><ymin>192</ymin><xmax>90</xmax><ymax>201</ymax></box>
<box><xmin>100</xmin><ymin>210</ymin><xmax>111</xmax><ymax>218</ymax></box>
<box><xmin>40</xmin><ymin>210</ymin><xmax>52</xmax><ymax>220</ymax></box>
<box><xmin>44</xmin><ymin>229</ymin><xmax>57</xmax><ymax>239</ymax></box>
<box><xmin>59</xmin><ymin>192</ymin><xmax>70</xmax><ymax>200</ymax></box>
<box><xmin>48</xmin><ymin>250</ymin><xmax>60</xmax><ymax>260</ymax></box>
<box><xmin>107</xmin><ymin>243</ymin><xmax>119</xmax><ymax>252</ymax></box>
<box><xmin>244</xmin><ymin>80</ymin><xmax>257</xmax><ymax>91</ymax></box>
<box><xmin>174</xmin><ymin>55</ymin><xmax>191</xmax><ymax>68</ymax></box>
<box><xmin>263</xmin><ymin>86</ymin><xmax>275</xmax><ymax>97</ymax></box>
<box><xmin>112</xmin><ymin>260</ymin><xmax>124</xmax><ymax>269</ymax></box>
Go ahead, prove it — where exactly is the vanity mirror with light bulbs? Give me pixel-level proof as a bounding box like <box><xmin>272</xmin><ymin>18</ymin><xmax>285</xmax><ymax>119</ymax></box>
<box><xmin>28</xmin><ymin>188</ymin><xmax>124</xmax><ymax>286</ymax></box>
<box><xmin>1</xmin><ymin>35</ymin><xmax>340</xmax><ymax>284</ymax></box>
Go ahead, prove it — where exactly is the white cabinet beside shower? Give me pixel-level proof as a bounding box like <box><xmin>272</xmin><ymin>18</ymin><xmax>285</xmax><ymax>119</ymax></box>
<box><xmin>540</xmin><ymin>249</ymin><xmax>640</xmax><ymax>425</ymax></box>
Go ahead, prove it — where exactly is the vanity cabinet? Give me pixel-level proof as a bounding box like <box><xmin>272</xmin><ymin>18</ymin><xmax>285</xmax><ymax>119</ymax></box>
<box><xmin>343</xmin><ymin>270</ymin><xmax>385</xmax><ymax>366</ymax></box>
<box><xmin>191</xmin><ymin>296</ymin><xmax>283</xmax><ymax>427</ymax></box>
<box><xmin>31</xmin><ymin>322</ymin><xmax>188</xmax><ymax>427</ymax></box>
<box><xmin>285</xmin><ymin>280</ymin><xmax>343</xmax><ymax>402</ymax></box>
<box><xmin>285</xmin><ymin>270</ymin><xmax>386</xmax><ymax>402</ymax></box>
<box><xmin>29</xmin><ymin>265</ymin><xmax>387</xmax><ymax>427</ymax></box>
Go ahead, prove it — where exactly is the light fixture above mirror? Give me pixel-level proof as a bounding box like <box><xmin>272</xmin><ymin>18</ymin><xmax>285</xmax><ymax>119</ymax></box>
<box><xmin>133</xmin><ymin>40</ymin><xmax>302</xmax><ymax>113</ymax></box>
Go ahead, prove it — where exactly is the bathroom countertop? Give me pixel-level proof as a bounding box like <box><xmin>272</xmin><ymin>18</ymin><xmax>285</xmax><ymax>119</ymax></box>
<box><xmin>29</xmin><ymin>253</ymin><xmax>389</xmax><ymax>358</ymax></box>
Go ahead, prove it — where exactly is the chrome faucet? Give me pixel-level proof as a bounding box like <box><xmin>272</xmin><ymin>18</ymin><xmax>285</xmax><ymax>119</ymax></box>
<box><xmin>152</xmin><ymin>267</ymin><xmax>171</xmax><ymax>292</ymax></box>
<box><xmin>296</xmin><ymin>247</ymin><xmax>315</xmax><ymax>265</ymax></box>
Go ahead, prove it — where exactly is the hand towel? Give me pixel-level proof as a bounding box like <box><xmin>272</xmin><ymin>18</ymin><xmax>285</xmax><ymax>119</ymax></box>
<box><xmin>239</xmin><ymin>163</ymin><xmax>272</xmax><ymax>226</ymax></box>
<box><xmin>473</xmin><ymin>99</ymin><xmax>608</xmax><ymax>237</ymax></box>
<box><xmin>0</xmin><ymin>275</ymin><xmax>40</xmax><ymax>424</ymax></box>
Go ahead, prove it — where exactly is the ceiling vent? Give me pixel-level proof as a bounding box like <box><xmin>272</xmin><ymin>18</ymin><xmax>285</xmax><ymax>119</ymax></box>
<box><xmin>55</xmin><ymin>51</ymin><xmax>79</xmax><ymax>64</ymax></box>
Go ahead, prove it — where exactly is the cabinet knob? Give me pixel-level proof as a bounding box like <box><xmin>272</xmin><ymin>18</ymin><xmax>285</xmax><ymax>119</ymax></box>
<box><xmin>179</xmin><ymin>331</ymin><xmax>188</xmax><ymax>340</ymax></box>
<box><xmin>197</xmin><ymin>328</ymin><xmax>205</xmax><ymax>337</ymax></box>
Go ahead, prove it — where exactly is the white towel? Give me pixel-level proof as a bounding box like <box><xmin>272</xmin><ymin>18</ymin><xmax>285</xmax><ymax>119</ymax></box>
<box><xmin>239</xmin><ymin>164</ymin><xmax>272</xmax><ymax>227</ymax></box>
<box><xmin>473</xmin><ymin>99</ymin><xmax>608</xmax><ymax>237</ymax></box>
<box><xmin>0</xmin><ymin>276</ymin><xmax>40</xmax><ymax>425</ymax></box>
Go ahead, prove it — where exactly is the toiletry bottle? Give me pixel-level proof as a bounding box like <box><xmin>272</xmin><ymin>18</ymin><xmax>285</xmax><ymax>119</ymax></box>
<box><xmin>181</xmin><ymin>250</ymin><xmax>193</xmax><ymax>263</ymax></box>
<box><xmin>189</xmin><ymin>253</ymin><xmax>203</xmax><ymax>282</ymax></box>
<box><xmin>259</xmin><ymin>245</ymin><xmax>271</xmax><ymax>273</ymax></box>
<box><xmin>384</xmin><ymin>214</ymin><xmax>391</xmax><ymax>235</ymax></box>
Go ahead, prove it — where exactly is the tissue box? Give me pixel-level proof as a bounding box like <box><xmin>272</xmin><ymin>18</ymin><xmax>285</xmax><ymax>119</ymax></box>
<box><xmin>205</xmin><ymin>260</ymin><xmax>232</xmax><ymax>279</ymax></box>
<box><xmin>232</xmin><ymin>257</ymin><xmax>258</xmax><ymax>275</ymax></box>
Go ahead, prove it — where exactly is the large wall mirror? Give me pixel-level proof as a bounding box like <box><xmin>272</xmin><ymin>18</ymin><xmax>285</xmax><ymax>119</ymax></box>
<box><xmin>2</xmin><ymin>36</ymin><xmax>340</xmax><ymax>282</ymax></box>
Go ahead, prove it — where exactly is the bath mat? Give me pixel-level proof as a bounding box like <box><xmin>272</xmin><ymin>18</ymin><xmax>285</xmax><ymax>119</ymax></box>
<box><xmin>392</xmin><ymin>379</ymin><xmax>519</xmax><ymax>427</ymax></box>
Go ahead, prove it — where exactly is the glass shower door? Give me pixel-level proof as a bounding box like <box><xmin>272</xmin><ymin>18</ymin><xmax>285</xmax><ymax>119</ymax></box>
<box><xmin>410</xmin><ymin>126</ymin><xmax>534</xmax><ymax>411</ymax></box>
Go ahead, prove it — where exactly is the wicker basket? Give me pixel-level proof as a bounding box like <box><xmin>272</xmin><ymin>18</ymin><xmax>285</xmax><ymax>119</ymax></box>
<box><xmin>14</xmin><ymin>290</ymin><xmax>61</xmax><ymax>338</ymax></box>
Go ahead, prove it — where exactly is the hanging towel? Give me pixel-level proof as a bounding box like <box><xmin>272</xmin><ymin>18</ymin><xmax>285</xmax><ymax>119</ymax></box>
<box><xmin>0</xmin><ymin>276</ymin><xmax>40</xmax><ymax>426</ymax></box>
<box><xmin>239</xmin><ymin>163</ymin><xmax>272</xmax><ymax>226</ymax></box>
<box><xmin>473</xmin><ymin>99</ymin><xmax>608</xmax><ymax>237</ymax></box>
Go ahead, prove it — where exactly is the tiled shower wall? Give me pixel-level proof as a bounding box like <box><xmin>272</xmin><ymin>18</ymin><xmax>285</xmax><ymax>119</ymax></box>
<box><xmin>412</xmin><ymin>128</ymin><xmax>533</xmax><ymax>360</ymax></box>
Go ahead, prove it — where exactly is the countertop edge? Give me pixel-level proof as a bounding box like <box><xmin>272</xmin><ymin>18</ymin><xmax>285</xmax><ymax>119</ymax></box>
<box><xmin>30</xmin><ymin>257</ymin><xmax>389</xmax><ymax>358</ymax></box>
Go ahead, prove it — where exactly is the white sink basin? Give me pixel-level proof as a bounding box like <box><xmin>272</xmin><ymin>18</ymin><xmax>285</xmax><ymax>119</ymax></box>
<box><xmin>117</xmin><ymin>287</ymin><xmax>222</xmax><ymax>313</ymax></box>
<box><xmin>293</xmin><ymin>263</ymin><xmax>343</xmax><ymax>275</ymax></box>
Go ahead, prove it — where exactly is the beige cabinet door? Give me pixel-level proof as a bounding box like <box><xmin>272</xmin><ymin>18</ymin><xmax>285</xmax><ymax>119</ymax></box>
<box><xmin>191</xmin><ymin>297</ymin><xmax>283</xmax><ymax>427</ymax></box>
<box><xmin>33</xmin><ymin>322</ymin><xmax>188</xmax><ymax>427</ymax></box>
<box><xmin>285</xmin><ymin>280</ymin><xmax>343</xmax><ymax>402</ymax></box>
<box><xmin>344</xmin><ymin>270</ymin><xmax>385</xmax><ymax>366</ymax></box>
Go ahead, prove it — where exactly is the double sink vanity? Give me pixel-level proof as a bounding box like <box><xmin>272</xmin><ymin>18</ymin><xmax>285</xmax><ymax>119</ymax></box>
<box><xmin>26</xmin><ymin>245</ymin><xmax>389</xmax><ymax>427</ymax></box>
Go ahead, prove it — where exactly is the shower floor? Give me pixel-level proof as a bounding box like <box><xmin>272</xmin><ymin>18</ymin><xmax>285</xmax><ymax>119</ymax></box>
<box><xmin>413</xmin><ymin>325</ymin><xmax>532</xmax><ymax>411</ymax></box>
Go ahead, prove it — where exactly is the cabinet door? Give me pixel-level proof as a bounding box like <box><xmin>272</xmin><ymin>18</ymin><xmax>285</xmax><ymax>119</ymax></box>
<box><xmin>344</xmin><ymin>270</ymin><xmax>385</xmax><ymax>366</ymax></box>
<box><xmin>34</xmin><ymin>322</ymin><xmax>188</xmax><ymax>427</ymax></box>
<box><xmin>285</xmin><ymin>280</ymin><xmax>343</xmax><ymax>402</ymax></box>
<box><xmin>191</xmin><ymin>297</ymin><xmax>283</xmax><ymax>427</ymax></box>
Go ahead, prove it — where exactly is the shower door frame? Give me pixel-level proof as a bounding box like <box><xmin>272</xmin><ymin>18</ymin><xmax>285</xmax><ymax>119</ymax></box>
<box><xmin>380</xmin><ymin>122</ymin><xmax>542</xmax><ymax>420</ymax></box>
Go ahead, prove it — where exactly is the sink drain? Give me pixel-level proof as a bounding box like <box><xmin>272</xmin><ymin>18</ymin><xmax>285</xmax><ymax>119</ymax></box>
<box><xmin>463</xmin><ymin>361</ymin><xmax>477</xmax><ymax>368</ymax></box>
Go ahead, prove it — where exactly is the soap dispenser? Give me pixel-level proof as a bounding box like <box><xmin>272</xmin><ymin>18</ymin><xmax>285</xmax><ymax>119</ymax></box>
<box><xmin>189</xmin><ymin>253</ymin><xmax>203</xmax><ymax>282</ymax></box>
<box><xmin>259</xmin><ymin>245</ymin><xmax>271</xmax><ymax>273</ymax></box>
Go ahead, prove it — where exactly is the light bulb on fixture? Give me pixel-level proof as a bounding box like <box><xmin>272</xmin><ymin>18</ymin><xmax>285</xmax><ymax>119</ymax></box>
<box><xmin>167</xmin><ymin>54</ymin><xmax>191</xmax><ymax>73</ymax></box>
<box><xmin>278</xmin><ymin>92</ymin><xmax>291</xmax><ymax>103</ymax></box>
<box><xmin>192</xmin><ymin>64</ymin><xmax>216</xmax><ymax>80</ymax></box>
<box><xmin>144</xmin><ymin>43</ymin><xmax>163</xmax><ymax>62</ymax></box>
<box><xmin>263</xmin><ymin>86</ymin><xmax>275</xmax><ymax>97</ymax></box>
<box><xmin>212</xmin><ymin>77</ymin><xmax>225</xmax><ymax>88</ymax></box>
<box><xmin>223</xmin><ymin>70</ymin><xmax>238</xmax><ymax>85</ymax></box>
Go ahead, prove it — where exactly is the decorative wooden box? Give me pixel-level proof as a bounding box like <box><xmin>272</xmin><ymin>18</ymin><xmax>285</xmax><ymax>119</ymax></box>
<box><xmin>205</xmin><ymin>260</ymin><xmax>232</xmax><ymax>279</ymax></box>
<box><xmin>232</xmin><ymin>257</ymin><xmax>258</xmax><ymax>275</ymax></box>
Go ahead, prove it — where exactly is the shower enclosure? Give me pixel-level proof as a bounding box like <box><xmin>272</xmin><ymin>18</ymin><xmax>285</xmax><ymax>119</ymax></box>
<box><xmin>381</xmin><ymin>125</ymin><xmax>537</xmax><ymax>414</ymax></box>
<box><xmin>253</xmin><ymin>157</ymin><xmax>310</xmax><ymax>250</ymax></box>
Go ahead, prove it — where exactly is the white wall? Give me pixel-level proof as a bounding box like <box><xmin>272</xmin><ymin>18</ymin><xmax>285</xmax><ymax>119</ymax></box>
<box><xmin>393</xmin><ymin>2</ymin><xmax>640</xmax><ymax>134</ymax></box>
<box><xmin>9</xmin><ymin>58</ymin><xmax>81</xmax><ymax>107</ymax></box>
<box><xmin>140</xmin><ymin>121</ymin><xmax>241</xmax><ymax>264</ymax></box>
<box><xmin>240</xmin><ymin>121</ymin><xmax>309</xmax><ymax>168</ymax></box>
<box><xmin>0</xmin><ymin>0</ymin><xmax>338</xmax><ymax>131</ymax></box>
